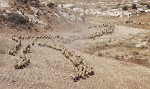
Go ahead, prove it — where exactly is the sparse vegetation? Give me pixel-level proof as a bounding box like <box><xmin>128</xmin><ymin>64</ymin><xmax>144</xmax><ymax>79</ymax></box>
<box><xmin>47</xmin><ymin>2</ymin><xmax>56</xmax><ymax>8</ymax></box>
<box><xmin>8</xmin><ymin>13</ymin><xmax>28</xmax><ymax>25</ymax></box>
<box><xmin>0</xmin><ymin>12</ymin><xmax>32</xmax><ymax>30</ymax></box>
<box><xmin>115</xmin><ymin>55</ymin><xmax>150</xmax><ymax>67</ymax></box>
<box><xmin>132</xmin><ymin>4</ymin><xmax>137</xmax><ymax>10</ymax></box>
<box><xmin>16</xmin><ymin>0</ymin><xmax>28</xmax><ymax>4</ymax></box>
<box><xmin>122</xmin><ymin>5</ymin><xmax>128</xmax><ymax>11</ymax></box>
<box><xmin>146</xmin><ymin>4</ymin><xmax>150</xmax><ymax>9</ymax></box>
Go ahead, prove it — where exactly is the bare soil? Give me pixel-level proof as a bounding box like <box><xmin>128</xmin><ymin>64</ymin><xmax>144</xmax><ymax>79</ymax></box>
<box><xmin>0</xmin><ymin>0</ymin><xmax>150</xmax><ymax>89</ymax></box>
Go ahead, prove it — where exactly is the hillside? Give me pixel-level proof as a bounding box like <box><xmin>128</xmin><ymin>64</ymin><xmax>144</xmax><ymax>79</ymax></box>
<box><xmin>0</xmin><ymin>0</ymin><xmax>150</xmax><ymax>89</ymax></box>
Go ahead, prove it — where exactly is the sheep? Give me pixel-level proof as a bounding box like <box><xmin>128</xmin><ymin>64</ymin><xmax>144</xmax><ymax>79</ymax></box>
<box><xmin>20</xmin><ymin>44</ymin><xmax>31</xmax><ymax>54</ymax></box>
<box><xmin>16</xmin><ymin>40</ymin><xmax>22</xmax><ymax>49</ymax></box>
<box><xmin>71</xmin><ymin>73</ymin><xmax>79</xmax><ymax>82</ymax></box>
<box><xmin>19</xmin><ymin>52</ymin><xmax>26</xmax><ymax>60</ymax></box>
<box><xmin>9</xmin><ymin>50</ymin><xmax>15</xmax><ymax>56</ymax></box>
<box><xmin>12</xmin><ymin>36</ymin><xmax>20</xmax><ymax>42</ymax></box>
<box><xmin>27</xmin><ymin>36</ymin><xmax>31</xmax><ymax>39</ymax></box>
<box><xmin>37</xmin><ymin>42</ymin><xmax>95</xmax><ymax>81</ymax></box>
<box><xmin>14</xmin><ymin>59</ymin><xmax>30</xmax><ymax>69</ymax></box>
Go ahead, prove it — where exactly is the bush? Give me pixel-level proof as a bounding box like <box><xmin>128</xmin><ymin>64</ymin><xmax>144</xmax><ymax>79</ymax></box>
<box><xmin>47</xmin><ymin>2</ymin><xmax>56</xmax><ymax>8</ymax></box>
<box><xmin>0</xmin><ymin>15</ymin><xmax>6</xmax><ymax>22</ymax></box>
<box><xmin>132</xmin><ymin>4</ymin><xmax>137</xmax><ymax>10</ymax></box>
<box><xmin>16</xmin><ymin>0</ymin><xmax>40</xmax><ymax>7</ymax></box>
<box><xmin>146</xmin><ymin>4</ymin><xmax>150</xmax><ymax>9</ymax></box>
<box><xmin>4</xmin><ymin>12</ymin><xmax>31</xmax><ymax>29</ymax></box>
<box><xmin>16</xmin><ymin>0</ymin><xmax>28</xmax><ymax>4</ymax></box>
<box><xmin>8</xmin><ymin>13</ymin><xmax>28</xmax><ymax>25</ymax></box>
<box><xmin>122</xmin><ymin>6</ymin><xmax>128</xmax><ymax>11</ymax></box>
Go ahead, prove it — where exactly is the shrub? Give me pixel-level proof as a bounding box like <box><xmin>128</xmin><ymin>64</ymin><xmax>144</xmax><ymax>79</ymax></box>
<box><xmin>146</xmin><ymin>4</ymin><xmax>150</xmax><ymax>9</ymax></box>
<box><xmin>122</xmin><ymin>6</ymin><xmax>128</xmax><ymax>11</ymax></box>
<box><xmin>5</xmin><ymin>12</ymin><xmax>31</xmax><ymax>30</ymax></box>
<box><xmin>8</xmin><ymin>13</ymin><xmax>28</xmax><ymax>25</ymax></box>
<box><xmin>132</xmin><ymin>4</ymin><xmax>137</xmax><ymax>10</ymax></box>
<box><xmin>16</xmin><ymin>0</ymin><xmax>28</xmax><ymax>4</ymax></box>
<box><xmin>0</xmin><ymin>15</ymin><xmax>6</xmax><ymax>22</ymax></box>
<box><xmin>47</xmin><ymin>2</ymin><xmax>56</xmax><ymax>8</ymax></box>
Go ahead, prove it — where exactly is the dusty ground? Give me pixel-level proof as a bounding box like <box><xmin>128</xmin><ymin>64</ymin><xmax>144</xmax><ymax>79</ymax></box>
<box><xmin>0</xmin><ymin>0</ymin><xmax>150</xmax><ymax>89</ymax></box>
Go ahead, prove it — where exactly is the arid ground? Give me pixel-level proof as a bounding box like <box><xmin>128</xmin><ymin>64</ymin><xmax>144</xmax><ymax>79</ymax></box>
<box><xmin>0</xmin><ymin>0</ymin><xmax>150</xmax><ymax>89</ymax></box>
